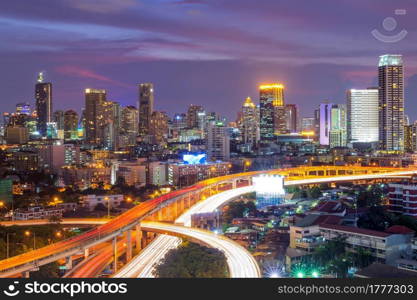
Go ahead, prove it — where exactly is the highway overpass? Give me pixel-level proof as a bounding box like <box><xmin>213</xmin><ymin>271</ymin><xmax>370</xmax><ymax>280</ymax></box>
<box><xmin>0</xmin><ymin>166</ymin><xmax>415</xmax><ymax>277</ymax></box>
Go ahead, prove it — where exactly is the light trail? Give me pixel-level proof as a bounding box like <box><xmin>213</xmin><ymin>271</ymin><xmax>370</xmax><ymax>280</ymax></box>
<box><xmin>115</xmin><ymin>235</ymin><xmax>181</xmax><ymax>278</ymax></box>
<box><xmin>1</xmin><ymin>166</ymin><xmax>415</xmax><ymax>277</ymax></box>
<box><xmin>141</xmin><ymin>222</ymin><xmax>261</xmax><ymax>278</ymax></box>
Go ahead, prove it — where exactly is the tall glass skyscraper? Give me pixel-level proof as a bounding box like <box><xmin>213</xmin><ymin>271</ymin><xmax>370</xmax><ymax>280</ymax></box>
<box><xmin>347</xmin><ymin>88</ymin><xmax>379</xmax><ymax>145</ymax></box>
<box><xmin>259</xmin><ymin>84</ymin><xmax>284</xmax><ymax>141</ymax></box>
<box><xmin>138</xmin><ymin>83</ymin><xmax>154</xmax><ymax>138</ymax></box>
<box><xmin>378</xmin><ymin>54</ymin><xmax>404</xmax><ymax>151</ymax></box>
<box><xmin>35</xmin><ymin>72</ymin><xmax>52</xmax><ymax>137</ymax></box>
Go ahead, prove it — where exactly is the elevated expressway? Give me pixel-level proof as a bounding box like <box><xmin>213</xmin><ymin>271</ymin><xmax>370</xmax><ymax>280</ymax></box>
<box><xmin>0</xmin><ymin>166</ymin><xmax>415</xmax><ymax>277</ymax></box>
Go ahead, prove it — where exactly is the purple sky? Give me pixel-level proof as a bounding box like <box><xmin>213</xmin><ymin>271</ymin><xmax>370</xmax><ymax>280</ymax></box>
<box><xmin>1</xmin><ymin>0</ymin><xmax>417</xmax><ymax>121</ymax></box>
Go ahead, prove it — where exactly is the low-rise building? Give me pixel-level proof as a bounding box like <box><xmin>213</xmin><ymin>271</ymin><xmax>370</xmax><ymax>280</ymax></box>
<box><xmin>167</xmin><ymin>161</ymin><xmax>230</xmax><ymax>187</ymax></box>
<box><xmin>14</xmin><ymin>207</ymin><xmax>64</xmax><ymax>220</ymax></box>
<box><xmin>80</xmin><ymin>194</ymin><xmax>124</xmax><ymax>211</ymax></box>
<box><xmin>388</xmin><ymin>183</ymin><xmax>417</xmax><ymax>217</ymax></box>
<box><xmin>320</xmin><ymin>224</ymin><xmax>414</xmax><ymax>265</ymax></box>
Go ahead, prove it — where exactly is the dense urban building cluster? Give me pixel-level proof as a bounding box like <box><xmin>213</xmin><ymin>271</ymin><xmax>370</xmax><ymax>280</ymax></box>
<box><xmin>1</xmin><ymin>53</ymin><xmax>417</xmax><ymax>279</ymax></box>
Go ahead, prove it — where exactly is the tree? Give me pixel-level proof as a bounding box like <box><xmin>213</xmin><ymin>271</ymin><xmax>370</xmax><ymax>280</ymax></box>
<box><xmin>356</xmin><ymin>185</ymin><xmax>383</xmax><ymax>208</ymax></box>
<box><xmin>223</xmin><ymin>200</ymin><xmax>257</xmax><ymax>223</ymax></box>
<box><xmin>350</xmin><ymin>247</ymin><xmax>374</xmax><ymax>269</ymax></box>
<box><xmin>357</xmin><ymin>206</ymin><xmax>394</xmax><ymax>231</ymax></box>
<box><xmin>153</xmin><ymin>241</ymin><xmax>228</xmax><ymax>278</ymax></box>
<box><xmin>307</xmin><ymin>186</ymin><xmax>322</xmax><ymax>199</ymax></box>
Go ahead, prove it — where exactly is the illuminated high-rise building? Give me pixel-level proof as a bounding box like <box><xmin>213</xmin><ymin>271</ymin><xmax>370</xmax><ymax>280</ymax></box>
<box><xmin>240</xmin><ymin>97</ymin><xmax>259</xmax><ymax>147</ymax></box>
<box><xmin>54</xmin><ymin>110</ymin><xmax>65</xmax><ymax>130</ymax></box>
<box><xmin>138</xmin><ymin>83</ymin><xmax>154</xmax><ymax>138</ymax></box>
<box><xmin>35</xmin><ymin>72</ymin><xmax>52</xmax><ymax>137</ymax></box>
<box><xmin>259</xmin><ymin>84</ymin><xmax>285</xmax><ymax>141</ymax></box>
<box><xmin>329</xmin><ymin>104</ymin><xmax>347</xmax><ymax>148</ymax></box>
<box><xmin>102</xmin><ymin>101</ymin><xmax>121</xmax><ymax>150</ymax></box>
<box><xmin>120</xmin><ymin>105</ymin><xmax>138</xmax><ymax>147</ymax></box>
<box><xmin>16</xmin><ymin>103</ymin><xmax>31</xmax><ymax>115</ymax></box>
<box><xmin>206</xmin><ymin>120</ymin><xmax>230</xmax><ymax>161</ymax></box>
<box><xmin>149</xmin><ymin>111</ymin><xmax>168</xmax><ymax>145</ymax></box>
<box><xmin>378</xmin><ymin>54</ymin><xmax>404</xmax><ymax>151</ymax></box>
<box><xmin>85</xmin><ymin>88</ymin><xmax>106</xmax><ymax>145</ymax></box>
<box><xmin>404</xmin><ymin>124</ymin><xmax>413</xmax><ymax>153</ymax></box>
<box><xmin>285</xmin><ymin>104</ymin><xmax>298</xmax><ymax>133</ymax></box>
<box><xmin>318</xmin><ymin>102</ymin><xmax>333</xmax><ymax>146</ymax></box>
<box><xmin>347</xmin><ymin>88</ymin><xmax>379</xmax><ymax>145</ymax></box>
<box><xmin>301</xmin><ymin>117</ymin><xmax>315</xmax><ymax>132</ymax></box>
<box><xmin>187</xmin><ymin>105</ymin><xmax>204</xmax><ymax>129</ymax></box>
<box><xmin>64</xmin><ymin>110</ymin><xmax>79</xmax><ymax>141</ymax></box>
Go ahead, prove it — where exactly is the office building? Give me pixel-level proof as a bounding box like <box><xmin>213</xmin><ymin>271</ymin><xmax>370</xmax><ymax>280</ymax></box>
<box><xmin>64</xmin><ymin>110</ymin><xmax>79</xmax><ymax>141</ymax></box>
<box><xmin>285</xmin><ymin>104</ymin><xmax>298</xmax><ymax>133</ymax></box>
<box><xmin>149</xmin><ymin>111</ymin><xmax>169</xmax><ymax>145</ymax></box>
<box><xmin>259</xmin><ymin>84</ymin><xmax>285</xmax><ymax>141</ymax></box>
<box><xmin>240</xmin><ymin>97</ymin><xmax>259</xmax><ymax>148</ymax></box>
<box><xmin>329</xmin><ymin>104</ymin><xmax>347</xmax><ymax>148</ymax></box>
<box><xmin>84</xmin><ymin>88</ymin><xmax>106</xmax><ymax>145</ymax></box>
<box><xmin>35</xmin><ymin>72</ymin><xmax>52</xmax><ymax>137</ymax></box>
<box><xmin>187</xmin><ymin>105</ymin><xmax>204</xmax><ymax>129</ymax></box>
<box><xmin>302</xmin><ymin>117</ymin><xmax>315</xmax><ymax>132</ymax></box>
<box><xmin>138</xmin><ymin>83</ymin><xmax>154</xmax><ymax>138</ymax></box>
<box><xmin>347</xmin><ymin>88</ymin><xmax>379</xmax><ymax>146</ymax></box>
<box><xmin>206</xmin><ymin>121</ymin><xmax>230</xmax><ymax>161</ymax></box>
<box><xmin>5</xmin><ymin>126</ymin><xmax>29</xmax><ymax>144</ymax></box>
<box><xmin>318</xmin><ymin>102</ymin><xmax>333</xmax><ymax>146</ymax></box>
<box><xmin>378</xmin><ymin>55</ymin><xmax>405</xmax><ymax>151</ymax></box>
<box><xmin>120</xmin><ymin>106</ymin><xmax>138</xmax><ymax>147</ymax></box>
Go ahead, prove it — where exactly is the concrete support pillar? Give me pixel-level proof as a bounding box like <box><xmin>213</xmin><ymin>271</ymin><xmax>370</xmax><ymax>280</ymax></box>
<box><xmin>23</xmin><ymin>271</ymin><xmax>30</xmax><ymax>278</ymax></box>
<box><xmin>187</xmin><ymin>194</ymin><xmax>191</xmax><ymax>209</ymax></box>
<box><xmin>65</xmin><ymin>256</ymin><xmax>73</xmax><ymax>270</ymax></box>
<box><xmin>126</xmin><ymin>229</ymin><xmax>133</xmax><ymax>262</ymax></box>
<box><xmin>158</xmin><ymin>208</ymin><xmax>163</xmax><ymax>221</ymax></box>
<box><xmin>135</xmin><ymin>224</ymin><xmax>142</xmax><ymax>250</ymax></box>
<box><xmin>113</xmin><ymin>237</ymin><xmax>118</xmax><ymax>273</ymax></box>
<box><xmin>232</xmin><ymin>180</ymin><xmax>237</xmax><ymax>189</ymax></box>
<box><xmin>84</xmin><ymin>248</ymin><xmax>90</xmax><ymax>258</ymax></box>
<box><xmin>141</xmin><ymin>231</ymin><xmax>148</xmax><ymax>249</ymax></box>
<box><xmin>174</xmin><ymin>200</ymin><xmax>179</xmax><ymax>219</ymax></box>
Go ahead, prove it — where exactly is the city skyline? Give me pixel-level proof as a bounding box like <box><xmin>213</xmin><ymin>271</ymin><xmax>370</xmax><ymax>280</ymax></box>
<box><xmin>0</xmin><ymin>0</ymin><xmax>417</xmax><ymax>120</ymax></box>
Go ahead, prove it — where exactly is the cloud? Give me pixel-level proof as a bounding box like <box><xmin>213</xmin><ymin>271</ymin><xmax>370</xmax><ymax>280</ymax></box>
<box><xmin>56</xmin><ymin>65</ymin><xmax>132</xmax><ymax>88</ymax></box>
<box><xmin>67</xmin><ymin>0</ymin><xmax>138</xmax><ymax>14</ymax></box>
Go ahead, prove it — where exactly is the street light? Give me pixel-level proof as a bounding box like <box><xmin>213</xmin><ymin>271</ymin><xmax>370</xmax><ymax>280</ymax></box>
<box><xmin>6</xmin><ymin>232</ymin><xmax>15</xmax><ymax>259</ymax></box>
<box><xmin>55</xmin><ymin>231</ymin><xmax>62</xmax><ymax>238</ymax></box>
<box><xmin>24</xmin><ymin>230</ymin><xmax>36</xmax><ymax>250</ymax></box>
<box><xmin>105</xmin><ymin>197</ymin><xmax>110</xmax><ymax>218</ymax></box>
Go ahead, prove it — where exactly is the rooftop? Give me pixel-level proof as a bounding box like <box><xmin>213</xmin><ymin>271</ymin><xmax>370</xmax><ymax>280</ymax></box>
<box><xmin>355</xmin><ymin>263</ymin><xmax>417</xmax><ymax>278</ymax></box>
<box><xmin>320</xmin><ymin>223</ymin><xmax>391</xmax><ymax>238</ymax></box>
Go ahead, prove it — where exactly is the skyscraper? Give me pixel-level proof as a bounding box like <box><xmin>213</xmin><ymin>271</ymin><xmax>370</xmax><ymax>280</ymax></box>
<box><xmin>53</xmin><ymin>110</ymin><xmax>65</xmax><ymax>131</ymax></box>
<box><xmin>138</xmin><ymin>83</ymin><xmax>154</xmax><ymax>138</ymax></box>
<box><xmin>102</xmin><ymin>101</ymin><xmax>121</xmax><ymax>150</ymax></box>
<box><xmin>347</xmin><ymin>88</ymin><xmax>379</xmax><ymax>145</ymax></box>
<box><xmin>285</xmin><ymin>104</ymin><xmax>298</xmax><ymax>133</ymax></box>
<box><xmin>206</xmin><ymin>120</ymin><xmax>230</xmax><ymax>161</ymax></box>
<box><xmin>64</xmin><ymin>110</ymin><xmax>79</xmax><ymax>141</ymax></box>
<box><xmin>120</xmin><ymin>105</ymin><xmax>138</xmax><ymax>147</ymax></box>
<box><xmin>378</xmin><ymin>54</ymin><xmax>405</xmax><ymax>151</ymax></box>
<box><xmin>35</xmin><ymin>72</ymin><xmax>52</xmax><ymax>137</ymax></box>
<box><xmin>149</xmin><ymin>111</ymin><xmax>168</xmax><ymax>145</ymax></box>
<box><xmin>240</xmin><ymin>97</ymin><xmax>259</xmax><ymax>147</ymax></box>
<box><xmin>329</xmin><ymin>104</ymin><xmax>347</xmax><ymax>148</ymax></box>
<box><xmin>187</xmin><ymin>105</ymin><xmax>204</xmax><ymax>129</ymax></box>
<box><xmin>318</xmin><ymin>102</ymin><xmax>333</xmax><ymax>146</ymax></box>
<box><xmin>85</xmin><ymin>88</ymin><xmax>106</xmax><ymax>145</ymax></box>
<box><xmin>259</xmin><ymin>84</ymin><xmax>285</xmax><ymax>141</ymax></box>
